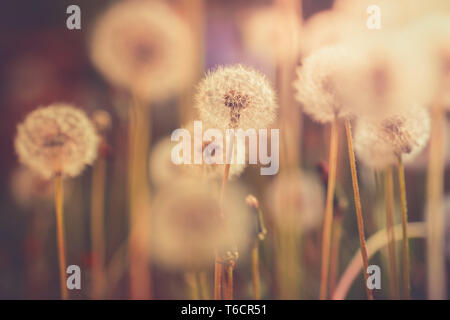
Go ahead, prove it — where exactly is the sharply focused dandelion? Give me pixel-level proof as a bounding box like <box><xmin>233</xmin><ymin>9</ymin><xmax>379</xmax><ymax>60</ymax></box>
<box><xmin>195</xmin><ymin>64</ymin><xmax>277</xmax><ymax>299</ymax></box>
<box><xmin>294</xmin><ymin>45</ymin><xmax>373</xmax><ymax>299</ymax></box>
<box><xmin>195</xmin><ymin>64</ymin><xmax>277</xmax><ymax>131</ymax></box>
<box><xmin>14</xmin><ymin>103</ymin><xmax>99</xmax><ymax>299</ymax></box>
<box><xmin>90</xmin><ymin>0</ymin><xmax>195</xmax><ymax>102</ymax></box>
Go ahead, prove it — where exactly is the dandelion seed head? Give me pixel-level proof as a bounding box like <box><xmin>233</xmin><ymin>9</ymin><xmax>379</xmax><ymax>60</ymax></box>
<box><xmin>152</xmin><ymin>179</ymin><xmax>251</xmax><ymax>270</ymax></box>
<box><xmin>294</xmin><ymin>45</ymin><xmax>363</xmax><ymax>123</ymax></box>
<box><xmin>354</xmin><ymin>105</ymin><xmax>431</xmax><ymax>169</ymax></box>
<box><xmin>195</xmin><ymin>65</ymin><xmax>278</xmax><ymax>130</ymax></box>
<box><xmin>242</xmin><ymin>6</ymin><xmax>302</xmax><ymax>62</ymax></box>
<box><xmin>14</xmin><ymin>103</ymin><xmax>99</xmax><ymax>179</ymax></box>
<box><xmin>411</xmin><ymin>14</ymin><xmax>450</xmax><ymax>108</ymax></box>
<box><xmin>90</xmin><ymin>0</ymin><xmax>195</xmax><ymax>102</ymax></box>
<box><xmin>335</xmin><ymin>34</ymin><xmax>436</xmax><ymax>118</ymax></box>
<box><xmin>267</xmin><ymin>170</ymin><xmax>324</xmax><ymax>232</ymax></box>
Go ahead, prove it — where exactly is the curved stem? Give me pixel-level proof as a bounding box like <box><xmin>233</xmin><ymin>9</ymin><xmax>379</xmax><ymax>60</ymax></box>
<box><xmin>55</xmin><ymin>174</ymin><xmax>68</xmax><ymax>300</ymax></box>
<box><xmin>345</xmin><ymin>119</ymin><xmax>373</xmax><ymax>300</ymax></box>
<box><xmin>397</xmin><ymin>158</ymin><xmax>410</xmax><ymax>299</ymax></box>
<box><xmin>332</xmin><ymin>222</ymin><xmax>426</xmax><ymax>300</ymax></box>
<box><xmin>319</xmin><ymin>119</ymin><xmax>339</xmax><ymax>300</ymax></box>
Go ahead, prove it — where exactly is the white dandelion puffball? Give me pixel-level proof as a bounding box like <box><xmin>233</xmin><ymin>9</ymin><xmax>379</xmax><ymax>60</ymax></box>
<box><xmin>410</xmin><ymin>14</ymin><xmax>450</xmax><ymax>108</ymax></box>
<box><xmin>354</xmin><ymin>105</ymin><xmax>431</xmax><ymax>170</ymax></box>
<box><xmin>195</xmin><ymin>65</ymin><xmax>278</xmax><ymax>130</ymax></box>
<box><xmin>242</xmin><ymin>6</ymin><xmax>302</xmax><ymax>62</ymax></box>
<box><xmin>90</xmin><ymin>0</ymin><xmax>195</xmax><ymax>102</ymax></box>
<box><xmin>294</xmin><ymin>45</ymin><xmax>366</xmax><ymax>123</ymax></box>
<box><xmin>267</xmin><ymin>170</ymin><xmax>325</xmax><ymax>233</ymax></box>
<box><xmin>15</xmin><ymin>103</ymin><xmax>99</xmax><ymax>179</ymax></box>
<box><xmin>335</xmin><ymin>33</ymin><xmax>437</xmax><ymax>119</ymax></box>
<box><xmin>151</xmin><ymin>179</ymin><xmax>251</xmax><ymax>270</ymax></box>
<box><xmin>301</xmin><ymin>10</ymin><xmax>361</xmax><ymax>56</ymax></box>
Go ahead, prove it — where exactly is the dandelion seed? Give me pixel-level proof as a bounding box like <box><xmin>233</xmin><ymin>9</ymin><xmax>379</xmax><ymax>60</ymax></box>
<box><xmin>14</xmin><ymin>103</ymin><xmax>99</xmax><ymax>179</ymax></box>
<box><xmin>90</xmin><ymin>0</ymin><xmax>195</xmax><ymax>102</ymax></box>
<box><xmin>354</xmin><ymin>105</ymin><xmax>431</xmax><ymax>170</ymax></box>
<box><xmin>195</xmin><ymin>65</ymin><xmax>277</xmax><ymax>131</ymax></box>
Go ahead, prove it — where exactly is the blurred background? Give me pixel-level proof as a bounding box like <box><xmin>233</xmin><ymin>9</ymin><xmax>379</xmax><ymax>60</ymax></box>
<box><xmin>0</xmin><ymin>0</ymin><xmax>448</xmax><ymax>300</ymax></box>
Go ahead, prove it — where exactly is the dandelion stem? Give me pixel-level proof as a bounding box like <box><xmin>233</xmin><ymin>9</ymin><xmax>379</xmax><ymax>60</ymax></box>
<box><xmin>344</xmin><ymin>119</ymin><xmax>373</xmax><ymax>300</ymax></box>
<box><xmin>329</xmin><ymin>216</ymin><xmax>343</xmax><ymax>296</ymax></box>
<box><xmin>90</xmin><ymin>154</ymin><xmax>107</xmax><ymax>299</ymax></box>
<box><xmin>426</xmin><ymin>102</ymin><xmax>447</xmax><ymax>299</ymax></box>
<box><xmin>128</xmin><ymin>94</ymin><xmax>152</xmax><ymax>299</ymax></box>
<box><xmin>332</xmin><ymin>222</ymin><xmax>426</xmax><ymax>300</ymax></box>
<box><xmin>384</xmin><ymin>166</ymin><xmax>398</xmax><ymax>299</ymax></box>
<box><xmin>252</xmin><ymin>241</ymin><xmax>261</xmax><ymax>300</ymax></box>
<box><xmin>319</xmin><ymin>119</ymin><xmax>339</xmax><ymax>300</ymax></box>
<box><xmin>397</xmin><ymin>157</ymin><xmax>410</xmax><ymax>299</ymax></box>
<box><xmin>224</xmin><ymin>263</ymin><xmax>234</xmax><ymax>300</ymax></box>
<box><xmin>214</xmin><ymin>253</ymin><xmax>223</xmax><ymax>300</ymax></box>
<box><xmin>55</xmin><ymin>174</ymin><xmax>68</xmax><ymax>300</ymax></box>
<box><xmin>199</xmin><ymin>271</ymin><xmax>210</xmax><ymax>300</ymax></box>
<box><xmin>185</xmin><ymin>272</ymin><xmax>200</xmax><ymax>300</ymax></box>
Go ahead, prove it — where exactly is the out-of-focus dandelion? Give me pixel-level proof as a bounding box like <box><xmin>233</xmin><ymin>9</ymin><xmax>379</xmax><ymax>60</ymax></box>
<box><xmin>151</xmin><ymin>179</ymin><xmax>251</xmax><ymax>272</ymax></box>
<box><xmin>90</xmin><ymin>0</ymin><xmax>195</xmax><ymax>298</ymax></box>
<box><xmin>242</xmin><ymin>6</ymin><xmax>302</xmax><ymax>63</ymax></box>
<box><xmin>14</xmin><ymin>103</ymin><xmax>99</xmax><ymax>300</ymax></box>
<box><xmin>294</xmin><ymin>45</ymin><xmax>366</xmax><ymax>123</ymax></box>
<box><xmin>335</xmin><ymin>34</ymin><xmax>436</xmax><ymax>120</ymax></box>
<box><xmin>90</xmin><ymin>0</ymin><xmax>195</xmax><ymax>102</ymax></box>
<box><xmin>354</xmin><ymin>105</ymin><xmax>431</xmax><ymax>299</ymax></box>
<box><xmin>294</xmin><ymin>45</ymin><xmax>373</xmax><ymax>299</ymax></box>
<box><xmin>354</xmin><ymin>106</ymin><xmax>430</xmax><ymax>170</ymax></box>
<box><xmin>10</xmin><ymin>166</ymin><xmax>54</xmax><ymax>209</ymax></box>
<box><xmin>15</xmin><ymin>104</ymin><xmax>99</xmax><ymax>179</ymax></box>
<box><xmin>266</xmin><ymin>170</ymin><xmax>324</xmax><ymax>299</ymax></box>
<box><xmin>267</xmin><ymin>170</ymin><xmax>324</xmax><ymax>233</ymax></box>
